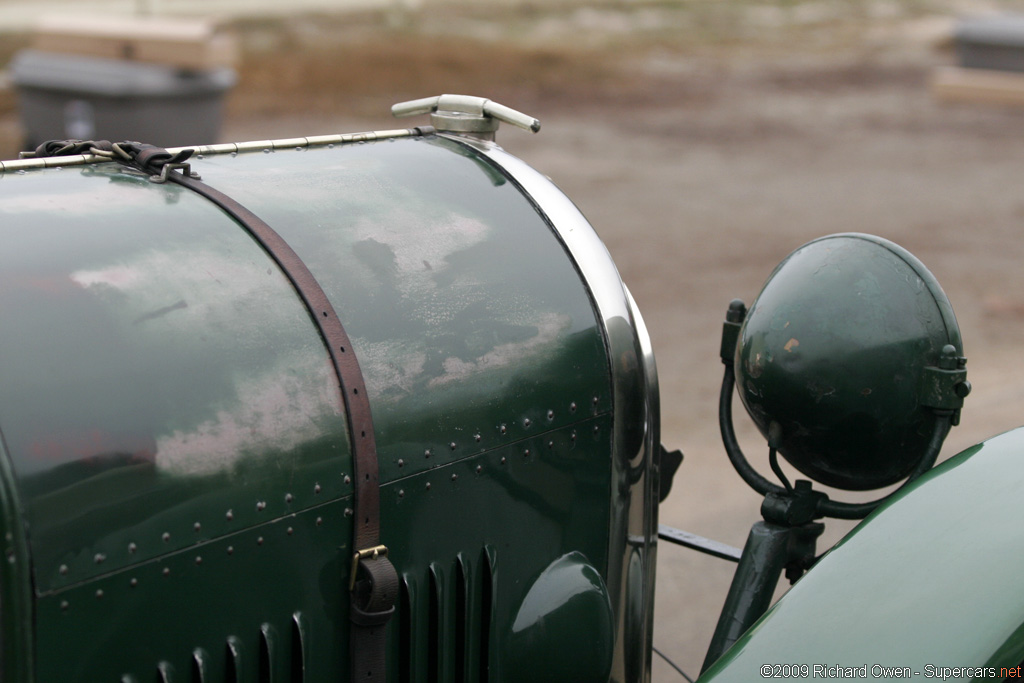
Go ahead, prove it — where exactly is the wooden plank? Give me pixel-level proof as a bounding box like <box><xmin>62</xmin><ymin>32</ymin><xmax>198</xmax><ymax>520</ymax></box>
<box><xmin>31</xmin><ymin>15</ymin><xmax>238</xmax><ymax>71</ymax></box>
<box><xmin>932</xmin><ymin>65</ymin><xmax>1024</xmax><ymax>106</ymax></box>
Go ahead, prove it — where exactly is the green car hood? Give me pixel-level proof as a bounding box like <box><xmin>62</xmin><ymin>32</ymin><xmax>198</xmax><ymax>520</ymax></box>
<box><xmin>701</xmin><ymin>426</ymin><xmax>1024</xmax><ymax>681</ymax></box>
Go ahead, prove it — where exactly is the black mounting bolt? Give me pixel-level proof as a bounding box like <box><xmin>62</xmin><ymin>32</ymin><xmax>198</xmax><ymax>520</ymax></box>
<box><xmin>956</xmin><ymin>381</ymin><xmax>972</xmax><ymax>398</ymax></box>
<box><xmin>726</xmin><ymin>299</ymin><xmax>748</xmax><ymax>323</ymax></box>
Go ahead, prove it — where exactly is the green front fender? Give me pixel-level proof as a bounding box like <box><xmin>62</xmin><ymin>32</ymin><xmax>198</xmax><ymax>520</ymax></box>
<box><xmin>700</xmin><ymin>426</ymin><xmax>1024</xmax><ymax>681</ymax></box>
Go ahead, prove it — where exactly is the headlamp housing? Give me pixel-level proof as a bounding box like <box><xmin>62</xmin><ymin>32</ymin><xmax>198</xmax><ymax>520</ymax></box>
<box><xmin>734</xmin><ymin>233</ymin><xmax>964</xmax><ymax>491</ymax></box>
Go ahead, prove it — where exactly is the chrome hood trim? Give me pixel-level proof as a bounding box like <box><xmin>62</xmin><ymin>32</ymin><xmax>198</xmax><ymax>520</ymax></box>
<box><xmin>452</xmin><ymin>136</ymin><xmax>660</xmax><ymax>683</ymax></box>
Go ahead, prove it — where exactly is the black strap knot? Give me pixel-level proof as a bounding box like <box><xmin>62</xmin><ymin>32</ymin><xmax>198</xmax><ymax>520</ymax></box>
<box><xmin>111</xmin><ymin>142</ymin><xmax>194</xmax><ymax>175</ymax></box>
<box><xmin>28</xmin><ymin>139</ymin><xmax>113</xmax><ymax>158</ymax></box>
<box><xmin>23</xmin><ymin>138</ymin><xmax>195</xmax><ymax>181</ymax></box>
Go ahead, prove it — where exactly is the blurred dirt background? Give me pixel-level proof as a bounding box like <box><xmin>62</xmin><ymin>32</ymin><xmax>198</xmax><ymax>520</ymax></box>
<box><xmin>5</xmin><ymin>0</ymin><xmax>1024</xmax><ymax>679</ymax></box>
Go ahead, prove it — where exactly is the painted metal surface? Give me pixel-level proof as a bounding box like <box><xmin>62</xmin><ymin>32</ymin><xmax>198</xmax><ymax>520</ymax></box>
<box><xmin>0</xmin><ymin>132</ymin><xmax>654</xmax><ymax>680</ymax></box>
<box><xmin>505</xmin><ymin>552</ymin><xmax>614</xmax><ymax>682</ymax></box>
<box><xmin>0</xmin><ymin>163</ymin><xmax>347</xmax><ymax>593</ymax></box>
<box><xmin>700</xmin><ymin>426</ymin><xmax>1024</xmax><ymax>681</ymax></box>
<box><xmin>465</xmin><ymin>138</ymin><xmax>661</xmax><ymax>683</ymax></box>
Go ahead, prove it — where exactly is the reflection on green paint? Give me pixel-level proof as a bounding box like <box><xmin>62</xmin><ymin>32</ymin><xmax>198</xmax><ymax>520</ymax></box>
<box><xmin>0</xmin><ymin>134</ymin><xmax>615</xmax><ymax>681</ymax></box>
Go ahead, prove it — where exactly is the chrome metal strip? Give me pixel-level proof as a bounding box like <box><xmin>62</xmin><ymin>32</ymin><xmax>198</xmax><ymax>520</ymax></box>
<box><xmin>452</xmin><ymin>135</ymin><xmax>660</xmax><ymax>683</ymax></box>
<box><xmin>0</xmin><ymin>128</ymin><xmax>425</xmax><ymax>174</ymax></box>
<box><xmin>625</xmin><ymin>281</ymin><xmax>661</xmax><ymax>683</ymax></box>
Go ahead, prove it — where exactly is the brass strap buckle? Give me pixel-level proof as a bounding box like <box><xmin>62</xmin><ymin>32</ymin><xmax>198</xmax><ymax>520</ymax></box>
<box><xmin>349</xmin><ymin>544</ymin><xmax>389</xmax><ymax>591</ymax></box>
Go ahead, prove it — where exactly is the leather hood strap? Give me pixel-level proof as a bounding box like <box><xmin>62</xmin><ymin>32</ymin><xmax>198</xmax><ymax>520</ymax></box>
<box><xmin>167</xmin><ymin>168</ymin><xmax>397</xmax><ymax>683</ymax></box>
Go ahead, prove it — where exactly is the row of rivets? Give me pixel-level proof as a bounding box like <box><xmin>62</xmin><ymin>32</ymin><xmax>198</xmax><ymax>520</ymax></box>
<box><xmin>409</xmin><ymin>397</ymin><xmax>598</xmax><ymax>466</ymax></box>
<box><xmin>72</xmin><ymin>483</ymin><xmax>326</xmax><ymax>576</ymax></box>
<box><xmin>61</xmin><ymin>516</ymin><xmax>329</xmax><ymax>611</ymax></box>
<box><xmin>401</xmin><ymin>431</ymin><xmax>589</xmax><ymax>500</ymax></box>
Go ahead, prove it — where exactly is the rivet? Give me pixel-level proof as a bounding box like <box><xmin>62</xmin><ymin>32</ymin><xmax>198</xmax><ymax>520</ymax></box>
<box><xmin>475</xmin><ymin>465</ymin><xmax>483</xmax><ymax>474</ymax></box>
<box><xmin>94</xmin><ymin>553</ymin><xmax>105</xmax><ymax>564</ymax></box>
<box><xmin>95</xmin><ymin>589</ymin><xmax>103</xmax><ymax>599</ymax></box>
<box><xmin>327</xmin><ymin>143</ymin><xmax>335</xmax><ymax>149</ymax></box>
<box><xmin>547</xmin><ymin>410</ymin><xmax>555</xmax><ymax>420</ymax></box>
<box><xmin>451</xmin><ymin>474</ymin><xmax>458</xmax><ymax>482</ymax></box>
<box><xmin>287</xmin><ymin>527</ymin><xmax>294</xmax><ymax>536</ymax></box>
<box><xmin>256</xmin><ymin>501</ymin><xmax>266</xmax><ymax>511</ymax></box>
<box><xmin>60</xmin><ymin>600</ymin><xmax>69</xmax><ymax>611</ymax></box>
<box><xmin>128</xmin><ymin>542</ymin><xmax>137</xmax><ymax>554</ymax></box>
<box><xmin>570</xmin><ymin>402</ymin><xmax>577</xmax><ymax>412</ymax></box>
<box><xmin>316</xmin><ymin>517</ymin><xmax>323</xmax><ymax>526</ymax></box>
<box><xmin>194</xmin><ymin>522</ymin><xmax>201</xmax><ymax>532</ymax></box>
<box><xmin>130</xmin><ymin>578</ymin><xmax>138</xmax><ymax>588</ymax></box>
<box><xmin>162</xmin><ymin>532</ymin><xmax>171</xmax><ymax>543</ymax></box>
<box><xmin>500</xmin><ymin>457</ymin><xmax>507</xmax><ymax>465</ymax></box>
<box><xmin>163</xmin><ymin>567</ymin><xmax>171</xmax><ymax>577</ymax></box>
<box><xmin>571</xmin><ymin>430</ymin><xmax>577</xmax><ymax>441</ymax></box>
<box><xmin>285</xmin><ymin>493</ymin><xmax>293</xmax><ymax>504</ymax></box>
<box><xmin>314</xmin><ymin>484</ymin><xmax>322</xmax><ymax>494</ymax></box>
<box><xmin>449</xmin><ymin>442</ymin><xmax>457</xmax><ymax>451</ymax></box>
<box><xmin>257</xmin><ymin>537</ymin><xmax>264</xmax><ymax>546</ymax></box>
<box><xmin>523</xmin><ymin>448</ymin><xmax>531</xmax><ymax>457</ymax></box>
<box><xmin>263</xmin><ymin>148</ymin><xmax>271</xmax><ymax>154</ymax></box>
<box><xmin>195</xmin><ymin>556</ymin><xmax>202</xmax><ymax>565</ymax></box>
<box><xmin>197</xmin><ymin>154</ymin><xmax>204</xmax><ymax>159</ymax></box>
<box><xmin>594</xmin><ymin>425</ymin><xmax>600</xmax><ymax>434</ymax></box>
<box><xmin>548</xmin><ymin>440</ymin><xmax>555</xmax><ymax>449</ymax></box>
<box><xmin>397</xmin><ymin>459</ymin><xmax>405</xmax><ymax>468</ymax></box>
<box><xmin>227</xmin><ymin>546</ymin><xmax>234</xmax><ymax>555</ymax></box>
<box><xmin>424</xmin><ymin>449</ymin><xmax>433</xmax><ymax>458</ymax></box>
<box><xmin>344</xmin><ymin>508</ymin><xmax>353</xmax><ymax>517</ymax></box>
<box><xmin>523</xmin><ymin>418</ymin><xmax>532</xmax><ymax>428</ymax></box>
<box><xmin>226</xmin><ymin>510</ymin><xmax>234</xmax><ymax>521</ymax></box>
<box><xmin>230</xmin><ymin>151</ymin><xmax>238</xmax><ymax>157</ymax></box>
<box><xmin>59</xmin><ymin>564</ymin><xmax>68</xmax><ymax>576</ymax></box>
<box><xmin>499</xmin><ymin>424</ymin><xmax>507</xmax><ymax>435</ymax></box>
<box><xmin>344</xmin><ymin>475</ymin><xmax>352</xmax><ymax>485</ymax></box>
<box><xmin>398</xmin><ymin>489</ymin><xmax>405</xmax><ymax>498</ymax></box>
<box><xmin>474</xmin><ymin>434</ymin><xmax>482</xmax><ymax>443</ymax></box>
<box><xmin>593</xmin><ymin>396</ymin><xmax>599</xmax><ymax>404</ymax></box>
<box><xmin>425</xmin><ymin>482</ymin><xmax>432</xmax><ymax>491</ymax></box>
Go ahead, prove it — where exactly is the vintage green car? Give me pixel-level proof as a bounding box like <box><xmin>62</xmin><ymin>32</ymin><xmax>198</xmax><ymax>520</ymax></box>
<box><xmin>0</xmin><ymin>95</ymin><xmax>1014</xmax><ymax>682</ymax></box>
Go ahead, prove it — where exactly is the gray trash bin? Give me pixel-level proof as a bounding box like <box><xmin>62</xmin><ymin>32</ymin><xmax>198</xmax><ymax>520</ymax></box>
<box><xmin>956</xmin><ymin>15</ymin><xmax>1024</xmax><ymax>73</ymax></box>
<box><xmin>10</xmin><ymin>49</ymin><xmax>236</xmax><ymax>149</ymax></box>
